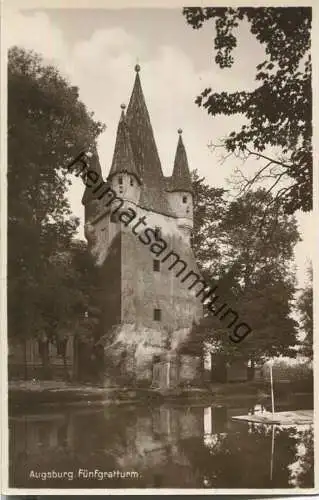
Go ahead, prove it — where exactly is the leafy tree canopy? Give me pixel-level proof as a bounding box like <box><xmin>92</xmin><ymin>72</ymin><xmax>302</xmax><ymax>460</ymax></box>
<box><xmin>297</xmin><ymin>265</ymin><xmax>313</xmax><ymax>359</ymax></box>
<box><xmin>191</xmin><ymin>169</ymin><xmax>227</xmax><ymax>282</ymax></box>
<box><xmin>183</xmin><ymin>7</ymin><xmax>312</xmax><ymax>214</ymax></box>
<box><xmin>8</xmin><ymin>46</ymin><xmax>105</xmax><ymax>342</ymax></box>
<box><xmin>188</xmin><ymin>172</ymin><xmax>300</xmax><ymax>362</ymax></box>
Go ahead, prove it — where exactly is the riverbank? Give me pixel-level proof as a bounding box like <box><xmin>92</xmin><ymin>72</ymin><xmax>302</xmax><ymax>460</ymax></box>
<box><xmin>8</xmin><ymin>379</ymin><xmax>313</xmax><ymax>409</ymax></box>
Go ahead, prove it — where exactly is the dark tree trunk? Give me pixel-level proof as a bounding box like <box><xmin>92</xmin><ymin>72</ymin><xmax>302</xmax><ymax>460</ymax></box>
<box><xmin>38</xmin><ymin>339</ymin><xmax>51</xmax><ymax>379</ymax></box>
<box><xmin>211</xmin><ymin>354</ymin><xmax>228</xmax><ymax>383</ymax></box>
<box><xmin>23</xmin><ymin>339</ymin><xmax>28</xmax><ymax>380</ymax></box>
<box><xmin>73</xmin><ymin>336</ymin><xmax>79</xmax><ymax>382</ymax></box>
<box><xmin>62</xmin><ymin>346</ymin><xmax>70</xmax><ymax>382</ymax></box>
<box><xmin>57</xmin><ymin>338</ymin><xmax>70</xmax><ymax>382</ymax></box>
<box><xmin>247</xmin><ymin>359</ymin><xmax>255</xmax><ymax>381</ymax></box>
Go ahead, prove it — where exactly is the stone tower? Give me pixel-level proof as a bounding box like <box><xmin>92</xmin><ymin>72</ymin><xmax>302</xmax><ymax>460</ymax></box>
<box><xmin>82</xmin><ymin>65</ymin><xmax>203</xmax><ymax>387</ymax></box>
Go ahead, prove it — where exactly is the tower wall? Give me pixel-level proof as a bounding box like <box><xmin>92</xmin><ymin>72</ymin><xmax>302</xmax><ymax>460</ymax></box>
<box><xmin>167</xmin><ymin>191</ymin><xmax>193</xmax><ymax>242</ymax></box>
<box><xmin>87</xmin><ymin>203</ymin><xmax>203</xmax><ymax>386</ymax></box>
<box><xmin>89</xmin><ymin>204</ymin><xmax>202</xmax><ymax>334</ymax></box>
<box><xmin>84</xmin><ymin>207</ymin><xmax>121</xmax><ymax>266</ymax></box>
<box><xmin>109</xmin><ymin>172</ymin><xmax>140</xmax><ymax>205</ymax></box>
<box><xmin>120</xmin><ymin>207</ymin><xmax>202</xmax><ymax>332</ymax></box>
<box><xmin>96</xmin><ymin>231</ymin><xmax>122</xmax><ymax>336</ymax></box>
<box><xmin>167</xmin><ymin>191</ymin><xmax>193</xmax><ymax>225</ymax></box>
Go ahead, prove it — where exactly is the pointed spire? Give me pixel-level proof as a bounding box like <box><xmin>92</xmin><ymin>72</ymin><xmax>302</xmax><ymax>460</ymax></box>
<box><xmin>170</xmin><ymin>129</ymin><xmax>193</xmax><ymax>193</ymax></box>
<box><xmin>88</xmin><ymin>143</ymin><xmax>102</xmax><ymax>177</ymax></box>
<box><xmin>82</xmin><ymin>144</ymin><xmax>103</xmax><ymax>205</ymax></box>
<box><xmin>126</xmin><ymin>65</ymin><xmax>164</xmax><ymax>186</ymax></box>
<box><xmin>123</xmin><ymin>65</ymin><xmax>173</xmax><ymax>216</ymax></box>
<box><xmin>108</xmin><ymin>104</ymin><xmax>140</xmax><ymax>183</ymax></box>
<box><xmin>106</xmin><ymin>66</ymin><xmax>174</xmax><ymax>216</ymax></box>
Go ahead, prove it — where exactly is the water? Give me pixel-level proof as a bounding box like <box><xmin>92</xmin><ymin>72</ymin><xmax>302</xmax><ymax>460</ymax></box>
<box><xmin>9</xmin><ymin>398</ymin><xmax>314</xmax><ymax>489</ymax></box>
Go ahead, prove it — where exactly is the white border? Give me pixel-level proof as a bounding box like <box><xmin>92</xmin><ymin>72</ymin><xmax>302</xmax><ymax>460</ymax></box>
<box><xmin>1</xmin><ymin>0</ymin><xmax>318</xmax><ymax>495</ymax></box>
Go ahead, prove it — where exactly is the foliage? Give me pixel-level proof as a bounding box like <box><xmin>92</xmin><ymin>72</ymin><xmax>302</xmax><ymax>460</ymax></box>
<box><xmin>38</xmin><ymin>241</ymin><xmax>101</xmax><ymax>343</ymax></box>
<box><xmin>8</xmin><ymin>46</ymin><xmax>105</xmax><ymax>346</ymax></box>
<box><xmin>183</xmin><ymin>7</ymin><xmax>312</xmax><ymax>214</ymax></box>
<box><xmin>264</xmin><ymin>359</ymin><xmax>313</xmax><ymax>381</ymax></box>
<box><xmin>191</xmin><ymin>169</ymin><xmax>226</xmax><ymax>281</ymax></box>
<box><xmin>297</xmin><ymin>265</ymin><xmax>313</xmax><ymax>358</ymax></box>
<box><xmin>292</xmin><ymin>428</ymin><xmax>314</xmax><ymax>487</ymax></box>
<box><xmin>183</xmin><ymin>424</ymin><xmax>310</xmax><ymax>488</ymax></box>
<box><xmin>189</xmin><ymin>174</ymin><xmax>300</xmax><ymax>362</ymax></box>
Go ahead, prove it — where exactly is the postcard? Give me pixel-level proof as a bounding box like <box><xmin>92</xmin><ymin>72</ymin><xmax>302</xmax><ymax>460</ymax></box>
<box><xmin>1</xmin><ymin>0</ymin><xmax>317</xmax><ymax>495</ymax></box>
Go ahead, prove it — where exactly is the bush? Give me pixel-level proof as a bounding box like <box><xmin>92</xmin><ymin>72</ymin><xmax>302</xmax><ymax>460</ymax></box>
<box><xmin>263</xmin><ymin>360</ymin><xmax>313</xmax><ymax>393</ymax></box>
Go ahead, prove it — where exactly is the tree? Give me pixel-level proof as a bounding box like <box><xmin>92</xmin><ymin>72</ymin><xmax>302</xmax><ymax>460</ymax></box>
<box><xmin>297</xmin><ymin>265</ymin><xmax>313</xmax><ymax>359</ymax></box>
<box><xmin>34</xmin><ymin>241</ymin><xmax>101</xmax><ymax>379</ymax></box>
<box><xmin>188</xmin><ymin>174</ymin><xmax>300</xmax><ymax>365</ymax></box>
<box><xmin>8</xmin><ymin>46</ymin><xmax>105</xmax><ymax>373</ymax></box>
<box><xmin>183</xmin><ymin>423</ymin><xmax>312</xmax><ymax>488</ymax></box>
<box><xmin>183</xmin><ymin>7</ymin><xmax>312</xmax><ymax>214</ymax></box>
<box><xmin>191</xmin><ymin>169</ymin><xmax>226</xmax><ymax>282</ymax></box>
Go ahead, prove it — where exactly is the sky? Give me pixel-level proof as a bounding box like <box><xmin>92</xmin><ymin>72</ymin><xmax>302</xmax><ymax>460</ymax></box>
<box><xmin>5</xmin><ymin>6</ymin><xmax>313</xmax><ymax>287</ymax></box>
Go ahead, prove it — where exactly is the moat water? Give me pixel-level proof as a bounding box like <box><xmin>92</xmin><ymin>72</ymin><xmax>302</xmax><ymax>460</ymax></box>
<box><xmin>9</xmin><ymin>395</ymin><xmax>313</xmax><ymax>489</ymax></box>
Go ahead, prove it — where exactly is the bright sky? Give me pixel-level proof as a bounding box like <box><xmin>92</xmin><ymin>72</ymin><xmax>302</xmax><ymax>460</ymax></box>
<box><xmin>5</xmin><ymin>6</ymin><xmax>313</xmax><ymax>288</ymax></box>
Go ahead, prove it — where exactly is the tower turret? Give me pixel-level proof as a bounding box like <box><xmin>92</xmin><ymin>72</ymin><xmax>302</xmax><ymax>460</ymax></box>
<box><xmin>108</xmin><ymin>103</ymin><xmax>141</xmax><ymax>206</ymax></box>
<box><xmin>81</xmin><ymin>144</ymin><xmax>103</xmax><ymax>223</ymax></box>
<box><xmin>168</xmin><ymin>129</ymin><xmax>193</xmax><ymax>238</ymax></box>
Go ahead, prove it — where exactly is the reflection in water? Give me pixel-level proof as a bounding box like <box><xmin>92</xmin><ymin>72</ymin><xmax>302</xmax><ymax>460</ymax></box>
<box><xmin>9</xmin><ymin>403</ymin><xmax>314</xmax><ymax>488</ymax></box>
<box><xmin>288</xmin><ymin>425</ymin><xmax>314</xmax><ymax>487</ymax></box>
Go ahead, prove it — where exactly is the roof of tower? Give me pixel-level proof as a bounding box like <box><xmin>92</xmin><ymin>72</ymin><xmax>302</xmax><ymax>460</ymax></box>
<box><xmin>124</xmin><ymin>65</ymin><xmax>174</xmax><ymax>216</ymax></box>
<box><xmin>108</xmin><ymin>105</ymin><xmax>141</xmax><ymax>183</ymax></box>
<box><xmin>125</xmin><ymin>66</ymin><xmax>163</xmax><ymax>185</ymax></box>
<box><xmin>169</xmin><ymin>129</ymin><xmax>193</xmax><ymax>193</ymax></box>
<box><xmin>82</xmin><ymin>144</ymin><xmax>103</xmax><ymax>205</ymax></box>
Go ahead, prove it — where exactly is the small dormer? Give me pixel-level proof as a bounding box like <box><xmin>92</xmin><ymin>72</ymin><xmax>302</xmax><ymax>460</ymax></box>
<box><xmin>167</xmin><ymin>129</ymin><xmax>193</xmax><ymax>235</ymax></box>
<box><xmin>108</xmin><ymin>103</ymin><xmax>141</xmax><ymax>206</ymax></box>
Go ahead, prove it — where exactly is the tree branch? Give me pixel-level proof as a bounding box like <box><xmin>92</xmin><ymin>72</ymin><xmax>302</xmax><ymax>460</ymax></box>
<box><xmin>246</xmin><ymin>148</ymin><xmax>293</xmax><ymax>171</ymax></box>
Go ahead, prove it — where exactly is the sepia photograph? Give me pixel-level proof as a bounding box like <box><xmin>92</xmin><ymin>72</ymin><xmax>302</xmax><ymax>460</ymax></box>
<box><xmin>2</xmin><ymin>1</ymin><xmax>315</xmax><ymax>493</ymax></box>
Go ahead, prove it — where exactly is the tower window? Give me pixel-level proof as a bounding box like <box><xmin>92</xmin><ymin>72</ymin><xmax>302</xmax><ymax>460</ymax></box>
<box><xmin>153</xmin><ymin>259</ymin><xmax>160</xmax><ymax>272</ymax></box>
<box><xmin>155</xmin><ymin>226</ymin><xmax>161</xmax><ymax>240</ymax></box>
<box><xmin>153</xmin><ymin>309</ymin><xmax>161</xmax><ymax>321</ymax></box>
<box><xmin>182</xmin><ymin>195</ymin><xmax>187</xmax><ymax>203</ymax></box>
<box><xmin>110</xmin><ymin>211</ymin><xmax>118</xmax><ymax>223</ymax></box>
<box><xmin>130</xmin><ymin>177</ymin><xmax>134</xmax><ymax>186</ymax></box>
<box><xmin>118</xmin><ymin>176</ymin><xmax>123</xmax><ymax>185</ymax></box>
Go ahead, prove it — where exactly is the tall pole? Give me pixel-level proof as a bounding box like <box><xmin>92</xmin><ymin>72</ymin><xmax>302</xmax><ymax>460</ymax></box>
<box><xmin>270</xmin><ymin>424</ymin><xmax>275</xmax><ymax>481</ymax></box>
<box><xmin>167</xmin><ymin>359</ymin><xmax>170</xmax><ymax>388</ymax></box>
<box><xmin>270</xmin><ymin>363</ymin><xmax>275</xmax><ymax>417</ymax></box>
